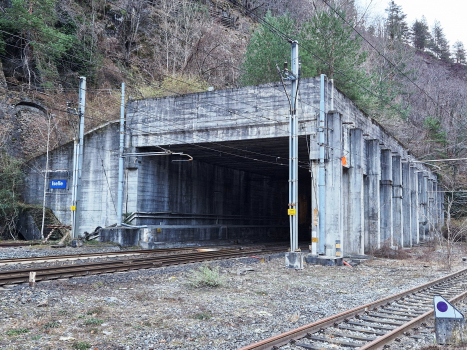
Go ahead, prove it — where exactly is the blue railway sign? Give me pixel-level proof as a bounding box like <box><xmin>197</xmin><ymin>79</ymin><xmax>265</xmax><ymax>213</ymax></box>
<box><xmin>50</xmin><ymin>180</ymin><xmax>67</xmax><ymax>189</ymax></box>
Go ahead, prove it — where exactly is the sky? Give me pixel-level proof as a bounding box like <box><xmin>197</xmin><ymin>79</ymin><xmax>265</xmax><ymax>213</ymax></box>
<box><xmin>355</xmin><ymin>0</ymin><xmax>467</xmax><ymax>50</ymax></box>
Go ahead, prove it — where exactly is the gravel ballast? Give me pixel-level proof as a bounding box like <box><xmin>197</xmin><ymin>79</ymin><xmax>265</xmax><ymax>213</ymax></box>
<box><xmin>0</xmin><ymin>243</ymin><xmax>466</xmax><ymax>350</ymax></box>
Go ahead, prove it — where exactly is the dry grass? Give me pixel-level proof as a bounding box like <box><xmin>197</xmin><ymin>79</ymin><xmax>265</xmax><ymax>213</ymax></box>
<box><xmin>373</xmin><ymin>241</ymin><xmax>411</xmax><ymax>260</ymax></box>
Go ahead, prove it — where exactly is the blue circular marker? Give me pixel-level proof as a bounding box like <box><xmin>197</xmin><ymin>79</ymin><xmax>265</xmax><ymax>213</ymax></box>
<box><xmin>437</xmin><ymin>301</ymin><xmax>448</xmax><ymax>312</ymax></box>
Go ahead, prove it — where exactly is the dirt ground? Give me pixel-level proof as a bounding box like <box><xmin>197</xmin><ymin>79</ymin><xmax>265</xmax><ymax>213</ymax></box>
<box><xmin>0</xmin><ymin>242</ymin><xmax>466</xmax><ymax>350</ymax></box>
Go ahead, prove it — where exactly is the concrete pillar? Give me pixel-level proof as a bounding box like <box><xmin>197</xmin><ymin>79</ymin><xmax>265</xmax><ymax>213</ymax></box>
<box><xmin>392</xmin><ymin>154</ymin><xmax>403</xmax><ymax>247</ymax></box>
<box><xmin>347</xmin><ymin>128</ymin><xmax>364</xmax><ymax>255</ymax></box>
<box><xmin>380</xmin><ymin>149</ymin><xmax>393</xmax><ymax>245</ymax></box>
<box><xmin>439</xmin><ymin>189</ymin><xmax>445</xmax><ymax>229</ymax></box>
<box><xmin>427</xmin><ymin>179</ymin><xmax>434</xmax><ymax>238</ymax></box>
<box><xmin>364</xmin><ymin>139</ymin><xmax>380</xmax><ymax>252</ymax></box>
<box><xmin>418</xmin><ymin>172</ymin><xmax>427</xmax><ymax>241</ymax></box>
<box><xmin>325</xmin><ymin>112</ymin><xmax>342</xmax><ymax>257</ymax></box>
<box><xmin>432</xmin><ymin>181</ymin><xmax>439</xmax><ymax>231</ymax></box>
<box><xmin>410</xmin><ymin>166</ymin><xmax>419</xmax><ymax>245</ymax></box>
<box><xmin>402</xmin><ymin>161</ymin><xmax>411</xmax><ymax>247</ymax></box>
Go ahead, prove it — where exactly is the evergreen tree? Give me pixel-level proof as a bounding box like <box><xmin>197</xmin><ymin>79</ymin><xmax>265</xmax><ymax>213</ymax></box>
<box><xmin>430</xmin><ymin>21</ymin><xmax>451</xmax><ymax>62</ymax></box>
<box><xmin>0</xmin><ymin>0</ymin><xmax>74</xmax><ymax>87</ymax></box>
<box><xmin>241</xmin><ymin>9</ymin><xmax>369</xmax><ymax>104</ymax></box>
<box><xmin>240</xmin><ymin>12</ymin><xmax>315</xmax><ymax>86</ymax></box>
<box><xmin>385</xmin><ymin>1</ymin><xmax>409</xmax><ymax>43</ymax></box>
<box><xmin>301</xmin><ymin>9</ymin><xmax>368</xmax><ymax>101</ymax></box>
<box><xmin>411</xmin><ymin>17</ymin><xmax>431</xmax><ymax>51</ymax></box>
<box><xmin>453</xmin><ymin>41</ymin><xmax>466</xmax><ymax>64</ymax></box>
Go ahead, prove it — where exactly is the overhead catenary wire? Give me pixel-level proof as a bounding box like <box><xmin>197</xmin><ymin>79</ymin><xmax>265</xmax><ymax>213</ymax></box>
<box><xmin>320</xmin><ymin>0</ymin><xmax>441</xmax><ymax>109</ymax></box>
<box><xmin>0</xmin><ymin>10</ymin><xmax>435</xmax><ymax>173</ymax></box>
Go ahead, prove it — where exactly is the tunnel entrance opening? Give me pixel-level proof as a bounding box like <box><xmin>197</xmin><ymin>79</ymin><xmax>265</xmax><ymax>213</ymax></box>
<box><xmin>130</xmin><ymin>136</ymin><xmax>312</xmax><ymax>247</ymax></box>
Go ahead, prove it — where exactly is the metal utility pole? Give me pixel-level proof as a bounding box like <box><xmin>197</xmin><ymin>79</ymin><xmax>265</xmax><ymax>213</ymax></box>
<box><xmin>117</xmin><ymin>83</ymin><xmax>125</xmax><ymax>226</ymax></box>
<box><xmin>277</xmin><ymin>41</ymin><xmax>302</xmax><ymax>268</ymax></box>
<box><xmin>289</xmin><ymin>41</ymin><xmax>299</xmax><ymax>253</ymax></box>
<box><xmin>71</xmin><ymin>77</ymin><xmax>86</xmax><ymax>238</ymax></box>
<box><xmin>318</xmin><ymin>74</ymin><xmax>327</xmax><ymax>255</ymax></box>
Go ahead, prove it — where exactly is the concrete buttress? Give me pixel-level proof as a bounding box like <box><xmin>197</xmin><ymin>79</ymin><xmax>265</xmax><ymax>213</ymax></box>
<box><xmin>410</xmin><ymin>167</ymin><xmax>420</xmax><ymax>245</ymax></box>
<box><xmin>402</xmin><ymin>161</ymin><xmax>411</xmax><ymax>247</ymax></box>
<box><xmin>347</xmin><ymin>128</ymin><xmax>364</xmax><ymax>255</ymax></box>
<box><xmin>364</xmin><ymin>139</ymin><xmax>381</xmax><ymax>252</ymax></box>
<box><xmin>392</xmin><ymin>154</ymin><xmax>403</xmax><ymax>247</ymax></box>
<box><xmin>380</xmin><ymin>149</ymin><xmax>393</xmax><ymax>246</ymax></box>
<box><xmin>325</xmin><ymin>112</ymin><xmax>343</xmax><ymax>257</ymax></box>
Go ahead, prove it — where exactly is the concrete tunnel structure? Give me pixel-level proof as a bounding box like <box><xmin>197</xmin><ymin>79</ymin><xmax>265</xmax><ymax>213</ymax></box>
<box><xmin>22</xmin><ymin>77</ymin><xmax>444</xmax><ymax>257</ymax></box>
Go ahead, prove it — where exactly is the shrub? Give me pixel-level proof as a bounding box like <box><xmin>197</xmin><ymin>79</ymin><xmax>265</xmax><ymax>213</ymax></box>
<box><xmin>6</xmin><ymin>328</ymin><xmax>29</xmax><ymax>336</ymax></box>
<box><xmin>72</xmin><ymin>342</ymin><xmax>90</xmax><ymax>350</ymax></box>
<box><xmin>83</xmin><ymin>318</ymin><xmax>104</xmax><ymax>326</ymax></box>
<box><xmin>43</xmin><ymin>321</ymin><xmax>60</xmax><ymax>329</ymax></box>
<box><xmin>192</xmin><ymin>312</ymin><xmax>212</xmax><ymax>320</ymax></box>
<box><xmin>188</xmin><ymin>264</ymin><xmax>224</xmax><ymax>288</ymax></box>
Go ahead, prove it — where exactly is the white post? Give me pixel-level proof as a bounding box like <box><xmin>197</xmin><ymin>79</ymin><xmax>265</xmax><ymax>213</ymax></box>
<box><xmin>117</xmin><ymin>83</ymin><xmax>125</xmax><ymax>226</ymax></box>
<box><xmin>40</xmin><ymin>114</ymin><xmax>52</xmax><ymax>240</ymax></box>
<box><xmin>288</xmin><ymin>41</ymin><xmax>299</xmax><ymax>252</ymax></box>
<box><xmin>72</xmin><ymin>77</ymin><xmax>86</xmax><ymax>238</ymax></box>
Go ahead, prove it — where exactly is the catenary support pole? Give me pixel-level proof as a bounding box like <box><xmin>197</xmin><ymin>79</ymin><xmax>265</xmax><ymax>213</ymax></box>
<box><xmin>290</xmin><ymin>41</ymin><xmax>299</xmax><ymax>252</ymax></box>
<box><xmin>72</xmin><ymin>77</ymin><xmax>86</xmax><ymax>238</ymax></box>
<box><xmin>285</xmin><ymin>41</ymin><xmax>302</xmax><ymax>269</ymax></box>
<box><xmin>318</xmin><ymin>74</ymin><xmax>327</xmax><ymax>255</ymax></box>
<box><xmin>117</xmin><ymin>83</ymin><xmax>125</xmax><ymax>226</ymax></box>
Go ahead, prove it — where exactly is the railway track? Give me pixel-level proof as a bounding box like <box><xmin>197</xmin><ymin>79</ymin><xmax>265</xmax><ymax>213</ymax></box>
<box><xmin>0</xmin><ymin>247</ymin><xmax>206</xmax><ymax>266</ymax></box>
<box><xmin>0</xmin><ymin>242</ymin><xmax>38</xmax><ymax>247</ymax></box>
<box><xmin>0</xmin><ymin>247</ymin><xmax>284</xmax><ymax>286</ymax></box>
<box><xmin>238</xmin><ymin>268</ymin><xmax>467</xmax><ymax>350</ymax></box>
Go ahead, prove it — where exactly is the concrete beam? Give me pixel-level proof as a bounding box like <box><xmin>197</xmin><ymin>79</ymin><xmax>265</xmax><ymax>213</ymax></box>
<box><xmin>364</xmin><ymin>139</ymin><xmax>381</xmax><ymax>252</ymax></box>
<box><xmin>392</xmin><ymin>154</ymin><xmax>403</xmax><ymax>247</ymax></box>
<box><xmin>380</xmin><ymin>149</ymin><xmax>393</xmax><ymax>245</ymax></box>
<box><xmin>402</xmin><ymin>161</ymin><xmax>411</xmax><ymax>247</ymax></box>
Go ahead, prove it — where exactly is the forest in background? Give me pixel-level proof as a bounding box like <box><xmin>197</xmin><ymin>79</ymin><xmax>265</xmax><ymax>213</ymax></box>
<box><xmin>0</xmin><ymin>0</ymin><xmax>466</xmax><ymax>237</ymax></box>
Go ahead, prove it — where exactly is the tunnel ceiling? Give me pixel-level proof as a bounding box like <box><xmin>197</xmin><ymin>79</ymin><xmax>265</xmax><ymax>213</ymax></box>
<box><xmin>137</xmin><ymin>136</ymin><xmax>312</xmax><ymax>179</ymax></box>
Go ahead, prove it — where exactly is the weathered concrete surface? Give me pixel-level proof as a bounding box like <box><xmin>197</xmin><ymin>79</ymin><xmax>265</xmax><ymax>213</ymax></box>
<box><xmin>380</xmin><ymin>149</ymin><xmax>393</xmax><ymax>245</ymax></box>
<box><xmin>100</xmin><ymin>227</ymin><xmax>140</xmax><ymax>246</ymax></box>
<box><xmin>23</xmin><ymin>122</ymin><xmax>120</xmax><ymax>236</ymax></box>
<box><xmin>21</xmin><ymin>77</ymin><xmax>442</xmax><ymax>250</ymax></box>
<box><xmin>392</xmin><ymin>154</ymin><xmax>402</xmax><ymax>247</ymax></box>
<box><xmin>435</xmin><ymin>318</ymin><xmax>466</xmax><ymax>345</ymax></box>
<box><xmin>402</xmin><ymin>161</ymin><xmax>411</xmax><ymax>247</ymax></box>
<box><xmin>325</xmin><ymin>112</ymin><xmax>343</xmax><ymax>256</ymax></box>
<box><xmin>365</xmin><ymin>139</ymin><xmax>381</xmax><ymax>252</ymax></box>
<box><xmin>347</xmin><ymin>128</ymin><xmax>364</xmax><ymax>255</ymax></box>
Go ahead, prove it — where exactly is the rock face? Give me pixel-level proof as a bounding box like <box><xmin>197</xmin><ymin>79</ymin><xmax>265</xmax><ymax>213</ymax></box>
<box><xmin>0</xmin><ymin>98</ymin><xmax>49</xmax><ymax>159</ymax></box>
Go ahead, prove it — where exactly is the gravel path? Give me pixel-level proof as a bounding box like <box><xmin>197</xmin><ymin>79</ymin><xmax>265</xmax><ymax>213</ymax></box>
<box><xmin>0</xmin><ymin>243</ymin><xmax>466</xmax><ymax>350</ymax></box>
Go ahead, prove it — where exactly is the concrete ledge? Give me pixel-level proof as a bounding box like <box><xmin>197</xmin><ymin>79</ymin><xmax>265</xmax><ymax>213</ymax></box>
<box><xmin>100</xmin><ymin>227</ymin><xmax>141</xmax><ymax>246</ymax></box>
<box><xmin>285</xmin><ymin>252</ymin><xmax>304</xmax><ymax>269</ymax></box>
<box><xmin>305</xmin><ymin>254</ymin><xmax>343</xmax><ymax>266</ymax></box>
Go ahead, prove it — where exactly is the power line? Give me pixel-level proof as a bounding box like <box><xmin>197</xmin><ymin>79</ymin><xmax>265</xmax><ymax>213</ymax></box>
<box><xmin>320</xmin><ymin>0</ymin><xmax>440</xmax><ymax>109</ymax></box>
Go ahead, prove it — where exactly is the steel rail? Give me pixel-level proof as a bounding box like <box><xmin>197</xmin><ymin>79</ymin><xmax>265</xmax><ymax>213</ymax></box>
<box><xmin>0</xmin><ymin>247</ymin><xmax>207</xmax><ymax>265</ymax></box>
<box><xmin>358</xmin><ymin>289</ymin><xmax>467</xmax><ymax>350</ymax></box>
<box><xmin>237</xmin><ymin>267</ymin><xmax>467</xmax><ymax>350</ymax></box>
<box><xmin>0</xmin><ymin>248</ymin><xmax>284</xmax><ymax>286</ymax></box>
